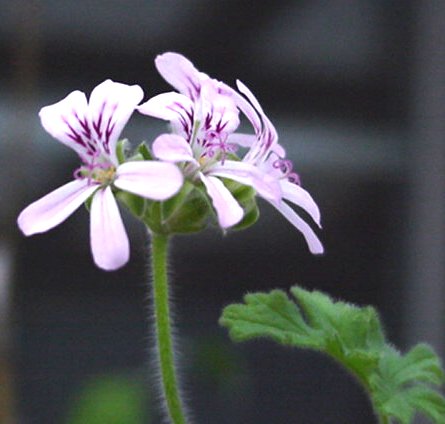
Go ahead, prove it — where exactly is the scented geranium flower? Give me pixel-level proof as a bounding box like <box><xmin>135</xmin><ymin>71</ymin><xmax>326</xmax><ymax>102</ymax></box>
<box><xmin>234</xmin><ymin>80</ymin><xmax>323</xmax><ymax>254</ymax></box>
<box><xmin>139</xmin><ymin>52</ymin><xmax>323</xmax><ymax>253</ymax></box>
<box><xmin>139</xmin><ymin>53</ymin><xmax>280</xmax><ymax>229</ymax></box>
<box><xmin>17</xmin><ymin>80</ymin><xmax>183</xmax><ymax>270</ymax></box>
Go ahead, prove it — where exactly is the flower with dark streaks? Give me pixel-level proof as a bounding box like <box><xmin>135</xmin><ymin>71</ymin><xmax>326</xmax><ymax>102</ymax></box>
<box><xmin>139</xmin><ymin>53</ymin><xmax>323</xmax><ymax>253</ymax></box>
<box><xmin>18</xmin><ymin>80</ymin><xmax>183</xmax><ymax>270</ymax></box>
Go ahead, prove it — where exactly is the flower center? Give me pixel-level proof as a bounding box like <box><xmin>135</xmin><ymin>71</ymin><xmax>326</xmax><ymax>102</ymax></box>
<box><xmin>74</xmin><ymin>162</ymin><xmax>116</xmax><ymax>186</ymax></box>
<box><xmin>93</xmin><ymin>166</ymin><xmax>116</xmax><ymax>184</ymax></box>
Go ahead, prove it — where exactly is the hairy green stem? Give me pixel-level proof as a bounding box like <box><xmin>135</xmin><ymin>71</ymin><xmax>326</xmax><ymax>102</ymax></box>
<box><xmin>151</xmin><ymin>232</ymin><xmax>187</xmax><ymax>424</ymax></box>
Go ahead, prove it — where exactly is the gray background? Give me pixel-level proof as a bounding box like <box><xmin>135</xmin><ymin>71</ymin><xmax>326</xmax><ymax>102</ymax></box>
<box><xmin>0</xmin><ymin>1</ymin><xmax>444</xmax><ymax>423</ymax></box>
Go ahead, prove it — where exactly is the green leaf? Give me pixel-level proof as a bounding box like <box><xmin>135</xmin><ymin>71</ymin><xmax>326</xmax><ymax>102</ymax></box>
<box><xmin>220</xmin><ymin>286</ymin><xmax>445</xmax><ymax>423</ymax></box>
<box><xmin>370</xmin><ymin>345</ymin><xmax>445</xmax><ymax>423</ymax></box>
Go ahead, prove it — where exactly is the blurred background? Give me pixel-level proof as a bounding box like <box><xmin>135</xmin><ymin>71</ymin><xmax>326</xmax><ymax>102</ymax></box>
<box><xmin>0</xmin><ymin>1</ymin><xmax>444</xmax><ymax>423</ymax></box>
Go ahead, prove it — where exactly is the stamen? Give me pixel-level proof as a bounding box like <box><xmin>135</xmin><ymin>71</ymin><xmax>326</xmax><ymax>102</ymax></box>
<box><xmin>288</xmin><ymin>172</ymin><xmax>301</xmax><ymax>185</ymax></box>
<box><xmin>73</xmin><ymin>154</ymin><xmax>116</xmax><ymax>186</ymax></box>
<box><xmin>273</xmin><ymin>158</ymin><xmax>300</xmax><ymax>184</ymax></box>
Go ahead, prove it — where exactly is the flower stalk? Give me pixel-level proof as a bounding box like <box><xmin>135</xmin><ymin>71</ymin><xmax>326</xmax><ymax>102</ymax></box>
<box><xmin>150</xmin><ymin>232</ymin><xmax>187</xmax><ymax>424</ymax></box>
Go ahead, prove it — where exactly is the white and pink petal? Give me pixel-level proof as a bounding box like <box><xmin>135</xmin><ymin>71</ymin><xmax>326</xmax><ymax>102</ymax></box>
<box><xmin>17</xmin><ymin>179</ymin><xmax>99</xmax><ymax>236</ymax></box>
<box><xmin>280</xmin><ymin>180</ymin><xmax>322</xmax><ymax>227</ymax></box>
<box><xmin>138</xmin><ymin>92</ymin><xmax>194</xmax><ymax>122</ymax></box>
<box><xmin>88</xmin><ymin>80</ymin><xmax>144</xmax><ymax>163</ymax></box>
<box><xmin>90</xmin><ymin>186</ymin><xmax>130</xmax><ymax>270</ymax></box>
<box><xmin>152</xmin><ymin>134</ymin><xmax>196</xmax><ymax>163</ymax></box>
<box><xmin>114</xmin><ymin>161</ymin><xmax>183</xmax><ymax>200</ymax></box>
<box><xmin>200</xmin><ymin>174</ymin><xmax>243</xmax><ymax>228</ymax></box>
<box><xmin>39</xmin><ymin>90</ymin><xmax>93</xmax><ymax>158</ymax></box>
<box><xmin>272</xmin><ymin>201</ymin><xmax>324</xmax><ymax>254</ymax></box>
<box><xmin>209</xmin><ymin>160</ymin><xmax>281</xmax><ymax>204</ymax></box>
<box><xmin>155</xmin><ymin>52</ymin><xmax>208</xmax><ymax>99</ymax></box>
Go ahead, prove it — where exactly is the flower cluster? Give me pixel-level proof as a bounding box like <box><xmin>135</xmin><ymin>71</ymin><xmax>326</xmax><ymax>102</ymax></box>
<box><xmin>18</xmin><ymin>53</ymin><xmax>323</xmax><ymax>270</ymax></box>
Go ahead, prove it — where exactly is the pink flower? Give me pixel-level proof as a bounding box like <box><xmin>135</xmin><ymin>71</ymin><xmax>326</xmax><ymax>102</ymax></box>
<box><xmin>139</xmin><ymin>53</ymin><xmax>323</xmax><ymax>254</ymax></box>
<box><xmin>234</xmin><ymin>80</ymin><xmax>323</xmax><ymax>254</ymax></box>
<box><xmin>17</xmin><ymin>80</ymin><xmax>183</xmax><ymax>270</ymax></box>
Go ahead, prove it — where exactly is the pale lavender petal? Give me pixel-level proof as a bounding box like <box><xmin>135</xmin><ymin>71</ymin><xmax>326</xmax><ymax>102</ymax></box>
<box><xmin>39</xmin><ymin>90</ymin><xmax>93</xmax><ymax>158</ymax></box>
<box><xmin>17</xmin><ymin>179</ymin><xmax>99</xmax><ymax>235</ymax></box>
<box><xmin>272</xmin><ymin>201</ymin><xmax>324</xmax><ymax>254</ymax></box>
<box><xmin>155</xmin><ymin>52</ymin><xmax>207</xmax><ymax>99</ymax></box>
<box><xmin>236</xmin><ymin>80</ymin><xmax>279</xmax><ymax>162</ymax></box>
<box><xmin>199</xmin><ymin>80</ymin><xmax>240</xmax><ymax>133</ymax></box>
<box><xmin>236</xmin><ymin>80</ymin><xmax>266</xmax><ymax>115</ymax></box>
<box><xmin>272</xmin><ymin>142</ymin><xmax>286</xmax><ymax>157</ymax></box>
<box><xmin>200</xmin><ymin>174</ymin><xmax>243</xmax><ymax>228</ymax></box>
<box><xmin>115</xmin><ymin>161</ymin><xmax>183</xmax><ymax>200</ymax></box>
<box><xmin>209</xmin><ymin>160</ymin><xmax>281</xmax><ymax>203</ymax></box>
<box><xmin>224</xmin><ymin>84</ymin><xmax>262</xmax><ymax>133</ymax></box>
<box><xmin>138</xmin><ymin>92</ymin><xmax>194</xmax><ymax>123</ymax></box>
<box><xmin>89</xmin><ymin>80</ymin><xmax>144</xmax><ymax>162</ymax></box>
<box><xmin>227</xmin><ymin>133</ymin><xmax>257</xmax><ymax>148</ymax></box>
<box><xmin>280</xmin><ymin>180</ymin><xmax>321</xmax><ymax>227</ymax></box>
<box><xmin>90</xmin><ymin>187</ymin><xmax>129</xmax><ymax>270</ymax></box>
<box><xmin>152</xmin><ymin>134</ymin><xmax>196</xmax><ymax>163</ymax></box>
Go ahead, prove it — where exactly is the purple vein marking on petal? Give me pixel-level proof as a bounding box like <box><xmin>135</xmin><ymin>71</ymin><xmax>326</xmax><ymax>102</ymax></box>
<box><xmin>69</xmin><ymin>111</ymin><xmax>99</xmax><ymax>155</ymax></box>
<box><xmin>216</xmin><ymin>118</ymin><xmax>228</xmax><ymax>133</ymax></box>
<box><xmin>102</xmin><ymin>104</ymin><xmax>117</xmax><ymax>154</ymax></box>
<box><xmin>185</xmin><ymin>76</ymin><xmax>200</xmax><ymax>99</ymax></box>
<box><xmin>74</xmin><ymin>112</ymin><xmax>92</xmax><ymax>139</ymax></box>
<box><xmin>92</xmin><ymin>101</ymin><xmax>105</xmax><ymax>139</ymax></box>
<box><xmin>168</xmin><ymin>101</ymin><xmax>194</xmax><ymax>138</ymax></box>
<box><xmin>204</xmin><ymin>113</ymin><xmax>212</xmax><ymax>130</ymax></box>
<box><xmin>63</xmin><ymin>116</ymin><xmax>98</xmax><ymax>157</ymax></box>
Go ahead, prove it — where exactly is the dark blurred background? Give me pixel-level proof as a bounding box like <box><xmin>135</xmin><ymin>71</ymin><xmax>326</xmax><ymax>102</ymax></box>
<box><xmin>0</xmin><ymin>1</ymin><xmax>444</xmax><ymax>423</ymax></box>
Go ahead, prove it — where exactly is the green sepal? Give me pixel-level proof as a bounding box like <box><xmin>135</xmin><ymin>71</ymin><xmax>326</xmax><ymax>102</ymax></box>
<box><xmin>84</xmin><ymin>194</ymin><xmax>94</xmax><ymax>212</ymax></box>
<box><xmin>232</xmin><ymin>200</ymin><xmax>259</xmax><ymax>231</ymax></box>
<box><xmin>136</xmin><ymin>141</ymin><xmax>153</xmax><ymax>160</ymax></box>
<box><xmin>128</xmin><ymin>181</ymin><xmax>211</xmax><ymax>235</ymax></box>
<box><xmin>220</xmin><ymin>286</ymin><xmax>445</xmax><ymax>423</ymax></box>
<box><xmin>123</xmin><ymin>142</ymin><xmax>154</xmax><ymax>163</ymax></box>
<box><xmin>159</xmin><ymin>181</ymin><xmax>210</xmax><ymax>234</ymax></box>
<box><xmin>222</xmin><ymin>179</ymin><xmax>260</xmax><ymax>231</ymax></box>
<box><xmin>115</xmin><ymin>189</ymin><xmax>148</xmax><ymax>220</ymax></box>
<box><xmin>143</xmin><ymin>201</ymin><xmax>163</xmax><ymax>234</ymax></box>
<box><xmin>116</xmin><ymin>139</ymin><xmax>131</xmax><ymax>164</ymax></box>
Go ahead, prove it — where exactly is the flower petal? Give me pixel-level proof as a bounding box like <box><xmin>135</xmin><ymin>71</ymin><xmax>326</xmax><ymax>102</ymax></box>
<box><xmin>223</xmin><ymin>84</ymin><xmax>262</xmax><ymax>133</ymax></box>
<box><xmin>198</xmin><ymin>80</ymin><xmax>240</xmax><ymax>133</ymax></box>
<box><xmin>280</xmin><ymin>180</ymin><xmax>321</xmax><ymax>227</ymax></box>
<box><xmin>138</xmin><ymin>92</ymin><xmax>194</xmax><ymax>121</ymax></box>
<box><xmin>39</xmin><ymin>90</ymin><xmax>93</xmax><ymax>158</ymax></box>
<box><xmin>209</xmin><ymin>160</ymin><xmax>281</xmax><ymax>203</ymax></box>
<box><xmin>200</xmin><ymin>174</ymin><xmax>243</xmax><ymax>228</ymax></box>
<box><xmin>88</xmin><ymin>80</ymin><xmax>144</xmax><ymax>163</ymax></box>
<box><xmin>236</xmin><ymin>80</ymin><xmax>266</xmax><ymax>116</ymax></box>
<box><xmin>152</xmin><ymin>134</ymin><xmax>196</xmax><ymax>163</ymax></box>
<box><xmin>236</xmin><ymin>80</ymin><xmax>279</xmax><ymax>163</ymax></box>
<box><xmin>227</xmin><ymin>133</ymin><xmax>257</xmax><ymax>148</ymax></box>
<box><xmin>90</xmin><ymin>187</ymin><xmax>129</xmax><ymax>270</ymax></box>
<box><xmin>155</xmin><ymin>52</ymin><xmax>207</xmax><ymax>99</ymax></box>
<box><xmin>115</xmin><ymin>161</ymin><xmax>183</xmax><ymax>200</ymax></box>
<box><xmin>17</xmin><ymin>179</ymin><xmax>99</xmax><ymax>235</ymax></box>
<box><xmin>272</xmin><ymin>201</ymin><xmax>324</xmax><ymax>254</ymax></box>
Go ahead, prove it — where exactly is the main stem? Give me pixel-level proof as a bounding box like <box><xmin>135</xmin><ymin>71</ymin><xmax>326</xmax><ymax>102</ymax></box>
<box><xmin>151</xmin><ymin>232</ymin><xmax>187</xmax><ymax>424</ymax></box>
